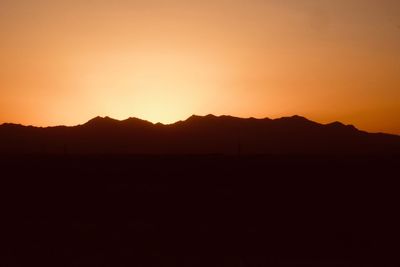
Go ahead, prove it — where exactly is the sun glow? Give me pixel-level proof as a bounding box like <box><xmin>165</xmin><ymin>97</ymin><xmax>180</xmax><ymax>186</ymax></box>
<box><xmin>79</xmin><ymin>50</ymin><xmax>225</xmax><ymax>124</ymax></box>
<box><xmin>0</xmin><ymin>1</ymin><xmax>399</xmax><ymax>133</ymax></box>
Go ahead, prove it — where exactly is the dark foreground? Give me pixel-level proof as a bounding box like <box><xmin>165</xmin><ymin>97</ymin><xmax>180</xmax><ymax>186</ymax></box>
<box><xmin>1</xmin><ymin>154</ymin><xmax>399</xmax><ymax>266</ymax></box>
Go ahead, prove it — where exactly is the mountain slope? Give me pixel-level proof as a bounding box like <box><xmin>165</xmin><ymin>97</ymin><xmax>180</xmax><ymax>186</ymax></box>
<box><xmin>0</xmin><ymin>115</ymin><xmax>399</xmax><ymax>154</ymax></box>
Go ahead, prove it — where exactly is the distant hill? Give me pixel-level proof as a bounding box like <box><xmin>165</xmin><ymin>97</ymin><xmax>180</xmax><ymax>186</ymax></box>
<box><xmin>0</xmin><ymin>115</ymin><xmax>399</xmax><ymax>154</ymax></box>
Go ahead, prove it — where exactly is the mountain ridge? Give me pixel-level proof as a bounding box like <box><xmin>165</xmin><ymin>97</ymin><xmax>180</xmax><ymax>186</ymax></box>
<box><xmin>81</xmin><ymin>114</ymin><xmax>358</xmax><ymax>130</ymax></box>
<box><xmin>0</xmin><ymin>114</ymin><xmax>399</xmax><ymax>154</ymax></box>
<box><xmin>0</xmin><ymin>114</ymin><xmax>382</xmax><ymax>133</ymax></box>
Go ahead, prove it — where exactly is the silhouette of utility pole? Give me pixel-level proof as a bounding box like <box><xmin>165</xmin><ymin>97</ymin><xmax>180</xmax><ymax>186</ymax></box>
<box><xmin>237</xmin><ymin>123</ymin><xmax>242</xmax><ymax>156</ymax></box>
<box><xmin>40</xmin><ymin>144</ymin><xmax>47</xmax><ymax>155</ymax></box>
<box><xmin>63</xmin><ymin>144</ymin><xmax>68</xmax><ymax>155</ymax></box>
<box><xmin>237</xmin><ymin>136</ymin><xmax>242</xmax><ymax>156</ymax></box>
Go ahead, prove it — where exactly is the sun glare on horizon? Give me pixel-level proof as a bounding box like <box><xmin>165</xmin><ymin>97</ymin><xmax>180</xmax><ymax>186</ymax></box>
<box><xmin>0</xmin><ymin>0</ymin><xmax>399</xmax><ymax>133</ymax></box>
<box><xmin>75</xmin><ymin>49</ymin><xmax>233</xmax><ymax>125</ymax></box>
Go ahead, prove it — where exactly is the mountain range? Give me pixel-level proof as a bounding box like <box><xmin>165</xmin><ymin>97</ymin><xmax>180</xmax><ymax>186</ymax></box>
<box><xmin>0</xmin><ymin>114</ymin><xmax>399</xmax><ymax>154</ymax></box>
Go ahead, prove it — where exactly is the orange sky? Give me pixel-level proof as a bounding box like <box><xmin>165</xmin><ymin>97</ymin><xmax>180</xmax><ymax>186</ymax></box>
<box><xmin>0</xmin><ymin>0</ymin><xmax>399</xmax><ymax>133</ymax></box>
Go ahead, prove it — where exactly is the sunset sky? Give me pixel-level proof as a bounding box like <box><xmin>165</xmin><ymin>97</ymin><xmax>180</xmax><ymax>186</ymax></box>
<box><xmin>0</xmin><ymin>0</ymin><xmax>399</xmax><ymax>133</ymax></box>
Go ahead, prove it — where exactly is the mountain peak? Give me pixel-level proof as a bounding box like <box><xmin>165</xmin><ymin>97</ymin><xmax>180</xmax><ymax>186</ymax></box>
<box><xmin>0</xmin><ymin>114</ymin><xmax>399</xmax><ymax>154</ymax></box>
<box><xmin>122</xmin><ymin>117</ymin><xmax>154</xmax><ymax>126</ymax></box>
<box><xmin>326</xmin><ymin>121</ymin><xmax>358</xmax><ymax>131</ymax></box>
<box><xmin>83</xmin><ymin>116</ymin><xmax>154</xmax><ymax>128</ymax></box>
<box><xmin>328</xmin><ymin>121</ymin><xmax>344</xmax><ymax>126</ymax></box>
<box><xmin>84</xmin><ymin>116</ymin><xmax>119</xmax><ymax>126</ymax></box>
<box><xmin>274</xmin><ymin>115</ymin><xmax>318</xmax><ymax>126</ymax></box>
<box><xmin>186</xmin><ymin>114</ymin><xmax>216</xmax><ymax>122</ymax></box>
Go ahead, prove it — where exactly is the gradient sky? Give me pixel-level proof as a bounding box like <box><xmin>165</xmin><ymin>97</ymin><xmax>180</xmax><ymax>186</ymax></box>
<box><xmin>0</xmin><ymin>0</ymin><xmax>399</xmax><ymax>133</ymax></box>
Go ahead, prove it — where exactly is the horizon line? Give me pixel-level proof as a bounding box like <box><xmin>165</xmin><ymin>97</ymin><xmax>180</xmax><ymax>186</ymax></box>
<box><xmin>1</xmin><ymin>113</ymin><xmax>335</xmax><ymax>127</ymax></box>
<box><xmin>1</xmin><ymin>114</ymin><xmax>400</xmax><ymax>136</ymax></box>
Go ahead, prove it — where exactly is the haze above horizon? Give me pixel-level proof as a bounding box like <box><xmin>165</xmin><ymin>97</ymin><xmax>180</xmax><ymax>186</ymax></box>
<box><xmin>1</xmin><ymin>0</ymin><xmax>399</xmax><ymax>134</ymax></box>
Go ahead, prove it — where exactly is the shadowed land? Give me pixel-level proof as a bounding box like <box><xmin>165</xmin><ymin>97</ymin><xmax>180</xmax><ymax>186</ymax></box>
<box><xmin>1</xmin><ymin>115</ymin><xmax>399</xmax><ymax>266</ymax></box>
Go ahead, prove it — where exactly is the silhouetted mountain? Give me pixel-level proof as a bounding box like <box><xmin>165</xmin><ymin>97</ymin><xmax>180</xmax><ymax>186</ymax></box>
<box><xmin>2</xmin><ymin>116</ymin><xmax>400</xmax><ymax>266</ymax></box>
<box><xmin>0</xmin><ymin>115</ymin><xmax>399</xmax><ymax>154</ymax></box>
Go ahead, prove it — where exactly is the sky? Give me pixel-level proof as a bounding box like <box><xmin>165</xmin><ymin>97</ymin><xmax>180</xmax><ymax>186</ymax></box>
<box><xmin>0</xmin><ymin>0</ymin><xmax>399</xmax><ymax>133</ymax></box>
